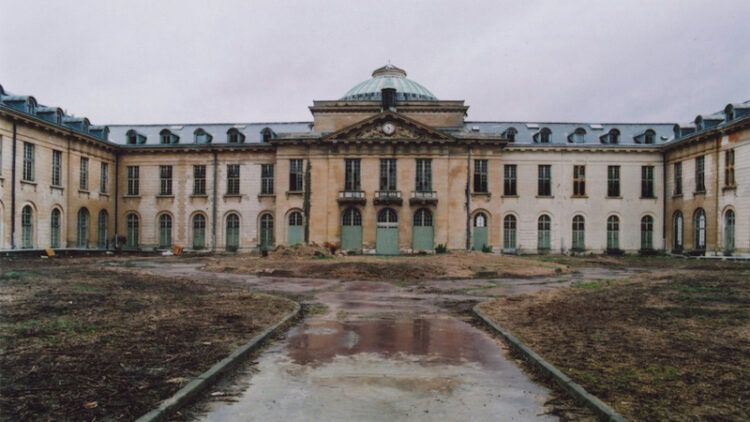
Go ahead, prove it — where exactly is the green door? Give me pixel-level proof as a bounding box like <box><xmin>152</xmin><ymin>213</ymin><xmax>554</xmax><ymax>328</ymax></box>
<box><xmin>341</xmin><ymin>208</ymin><xmax>362</xmax><ymax>252</ymax></box>
<box><xmin>412</xmin><ymin>208</ymin><xmax>434</xmax><ymax>251</ymax></box>
<box><xmin>288</xmin><ymin>211</ymin><xmax>304</xmax><ymax>245</ymax></box>
<box><xmin>473</xmin><ymin>212</ymin><xmax>488</xmax><ymax>251</ymax></box>
<box><xmin>377</xmin><ymin>226</ymin><xmax>399</xmax><ymax>255</ymax></box>
<box><xmin>376</xmin><ymin>208</ymin><xmax>399</xmax><ymax>255</ymax></box>
<box><xmin>259</xmin><ymin>213</ymin><xmax>273</xmax><ymax>251</ymax></box>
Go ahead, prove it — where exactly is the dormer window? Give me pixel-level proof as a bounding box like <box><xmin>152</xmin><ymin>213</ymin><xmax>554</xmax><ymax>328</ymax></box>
<box><xmin>261</xmin><ymin>127</ymin><xmax>275</xmax><ymax>143</ymax></box>
<box><xmin>503</xmin><ymin>127</ymin><xmax>517</xmax><ymax>142</ymax></box>
<box><xmin>227</xmin><ymin>128</ymin><xmax>246</xmax><ymax>143</ymax></box>
<box><xmin>601</xmin><ymin>129</ymin><xmax>620</xmax><ymax>144</ymax></box>
<box><xmin>126</xmin><ymin>129</ymin><xmax>146</xmax><ymax>145</ymax></box>
<box><xmin>534</xmin><ymin>127</ymin><xmax>551</xmax><ymax>143</ymax></box>
<box><xmin>27</xmin><ymin>98</ymin><xmax>37</xmax><ymax>114</ymax></box>
<box><xmin>644</xmin><ymin>129</ymin><xmax>655</xmax><ymax>144</ymax></box>
<box><xmin>695</xmin><ymin>116</ymin><xmax>704</xmax><ymax>131</ymax></box>
<box><xmin>160</xmin><ymin>129</ymin><xmax>179</xmax><ymax>145</ymax></box>
<box><xmin>568</xmin><ymin>127</ymin><xmax>586</xmax><ymax>143</ymax></box>
<box><xmin>725</xmin><ymin>105</ymin><xmax>735</xmax><ymax>122</ymax></box>
<box><xmin>194</xmin><ymin>128</ymin><xmax>212</xmax><ymax>144</ymax></box>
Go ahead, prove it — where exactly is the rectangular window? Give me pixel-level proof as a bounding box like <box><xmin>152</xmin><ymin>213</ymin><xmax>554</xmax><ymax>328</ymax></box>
<box><xmin>289</xmin><ymin>159</ymin><xmax>304</xmax><ymax>192</ymax></box>
<box><xmin>473</xmin><ymin>160</ymin><xmax>488</xmax><ymax>193</ymax></box>
<box><xmin>641</xmin><ymin>166</ymin><xmax>655</xmax><ymax>198</ymax></box>
<box><xmin>725</xmin><ymin>149</ymin><xmax>735</xmax><ymax>186</ymax></box>
<box><xmin>51</xmin><ymin>150</ymin><xmax>62</xmax><ymax>186</ymax></box>
<box><xmin>573</xmin><ymin>165</ymin><xmax>586</xmax><ymax>197</ymax></box>
<box><xmin>193</xmin><ymin>165</ymin><xmax>206</xmax><ymax>195</ymax></box>
<box><xmin>80</xmin><ymin>157</ymin><xmax>89</xmax><ymax>190</ymax></box>
<box><xmin>261</xmin><ymin>164</ymin><xmax>274</xmax><ymax>195</ymax></box>
<box><xmin>607</xmin><ymin>166</ymin><xmax>620</xmax><ymax>197</ymax></box>
<box><xmin>379</xmin><ymin>159</ymin><xmax>397</xmax><ymax>191</ymax></box>
<box><xmin>23</xmin><ymin>142</ymin><xmax>34</xmax><ymax>181</ymax></box>
<box><xmin>344</xmin><ymin>159</ymin><xmax>361</xmax><ymax>191</ymax></box>
<box><xmin>504</xmin><ymin>164</ymin><xmax>517</xmax><ymax>196</ymax></box>
<box><xmin>227</xmin><ymin>164</ymin><xmax>240</xmax><ymax>195</ymax></box>
<box><xmin>695</xmin><ymin>155</ymin><xmax>705</xmax><ymax>192</ymax></box>
<box><xmin>674</xmin><ymin>162</ymin><xmax>682</xmax><ymax>195</ymax></box>
<box><xmin>159</xmin><ymin>165</ymin><xmax>173</xmax><ymax>195</ymax></box>
<box><xmin>126</xmin><ymin>166</ymin><xmax>139</xmax><ymax>196</ymax></box>
<box><xmin>100</xmin><ymin>162</ymin><xmax>108</xmax><ymax>193</ymax></box>
<box><xmin>538</xmin><ymin>165</ymin><xmax>552</xmax><ymax>196</ymax></box>
<box><xmin>415</xmin><ymin>159</ymin><xmax>432</xmax><ymax>191</ymax></box>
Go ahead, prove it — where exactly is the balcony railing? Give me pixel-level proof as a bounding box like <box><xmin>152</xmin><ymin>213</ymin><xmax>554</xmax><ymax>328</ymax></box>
<box><xmin>374</xmin><ymin>190</ymin><xmax>403</xmax><ymax>206</ymax></box>
<box><xmin>409</xmin><ymin>190</ymin><xmax>438</xmax><ymax>205</ymax></box>
<box><xmin>338</xmin><ymin>190</ymin><xmax>366</xmax><ymax>205</ymax></box>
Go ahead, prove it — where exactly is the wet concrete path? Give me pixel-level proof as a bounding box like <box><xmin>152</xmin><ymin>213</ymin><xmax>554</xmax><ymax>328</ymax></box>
<box><xmin>106</xmin><ymin>260</ymin><xmax>638</xmax><ymax>421</ymax></box>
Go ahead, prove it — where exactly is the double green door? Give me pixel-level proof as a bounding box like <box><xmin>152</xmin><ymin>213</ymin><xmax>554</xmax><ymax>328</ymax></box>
<box><xmin>376</xmin><ymin>225</ymin><xmax>399</xmax><ymax>255</ymax></box>
<box><xmin>472</xmin><ymin>227</ymin><xmax>488</xmax><ymax>251</ymax></box>
<box><xmin>341</xmin><ymin>226</ymin><xmax>362</xmax><ymax>252</ymax></box>
<box><xmin>412</xmin><ymin>226</ymin><xmax>434</xmax><ymax>251</ymax></box>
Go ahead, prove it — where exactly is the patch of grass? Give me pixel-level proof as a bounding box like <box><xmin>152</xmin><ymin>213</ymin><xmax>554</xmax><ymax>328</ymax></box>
<box><xmin>572</xmin><ymin>280</ymin><xmax>607</xmax><ymax>290</ymax></box>
<box><xmin>0</xmin><ymin>271</ymin><xmax>26</xmax><ymax>280</ymax></box>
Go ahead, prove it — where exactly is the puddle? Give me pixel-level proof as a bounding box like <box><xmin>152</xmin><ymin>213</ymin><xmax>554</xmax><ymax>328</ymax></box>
<box><xmin>287</xmin><ymin>318</ymin><xmax>506</xmax><ymax>370</ymax></box>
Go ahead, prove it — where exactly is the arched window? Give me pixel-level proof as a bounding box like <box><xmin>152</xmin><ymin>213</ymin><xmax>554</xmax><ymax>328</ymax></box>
<box><xmin>289</xmin><ymin>211</ymin><xmax>303</xmax><ymax>227</ymax></box>
<box><xmin>227</xmin><ymin>128</ymin><xmax>245</xmax><ymax>144</ymax></box>
<box><xmin>126</xmin><ymin>213</ymin><xmax>139</xmax><ymax>249</ymax></box>
<box><xmin>539</xmin><ymin>127</ymin><xmax>551</xmax><ymax>143</ymax></box>
<box><xmin>572</xmin><ymin>215</ymin><xmax>585</xmax><ymax>251</ymax></box>
<box><xmin>226</xmin><ymin>213</ymin><xmax>240</xmax><ymax>250</ymax></box>
<box><xmin>50</xmin><ymin>208</ymin><xmax>61</xmax><ymax>248</ymax></box>
<box><xmin>644</xmin><ymin>129</ymin><xmax>655</xmax><ymax>144</ymax></box>
<box><xmin>474</xmin><ymin>212</ymin><xmax>487</xmax><ymax>227</ymax></box>
<box><xmin>342</xmin><ymin>208</ymin><xmax>362</xmax><ymax>226</ymax></box>
<box><xmin>724</xmin><ymin>210</ymin><xmax>735</xmax><ymax>252</ymax></box>
<box><xmin>21</xmin><ymin>205</ymin><xmax>33</xmax><ymax>249</ymax></box>
<box><xmin>569</xmin><ymin>127</ymin><xmax>586</xmax><ymax>143</ymax></box>
<box><xmin>504</xmin><ymin>127</ymin><xmax>517</xmax><ymax>142</ymax></box>
<box><xmin>377</xmin><ymin>208</ymin><xmax>398</xmax><ymax>224</ymax></box>
<box><xmin>259</xmin><ymin>213</ymin><xmax>273</xmax><ymax>249</ymax></box>
<box><xmin>607</xmin><ymin>215</ymin><xmax>620</xmax><ymax>250</ymax></box>
<box><xmin>641</xmin><ymin>216</ymin><xmax>654</xmax><ymax>250</ymax></box>
<box><xmin>97</xmin><ymin>210</ymin><xmax>108</xmax><ymax>249</ymax></box>
<box><xmin>126</xmin><ymin>129</ymin><xmax>137</xmax><ymax>145</ymax></box>
<box><xmin>159</xmin><ymin>214</ymin><xmax>172</xmax><ymax>248</ymax></box>
<box><xmin>673</xmin><ymin>211</ymin><xmax>683</xmax><ymax>251</ymax></box>
<box><xmin>693</xmin><ymin>208</ymin><xmax>706</xmax><ymax>250</ymax></box>
<box><xmin>159</xmin><ymin>129</ymin><xmax>179</xmax><ymax>145</ymax></box>
<box><xmin>193</xmin><ymin>214</ymin><xmax>206</xmax><ymax>249</ymax></box>
<box><xmin>261</xmin><ymin>127</ymin><xmax>274</xmax><ymax>142</ymax></box>
<box><xmin>503</xmin><ymin>215</ymin><xmax>517</xmax><ymax>250</ymax></box>
<box><xmin>77</xmin><ymin>208</ymin><xmax>89</xmax><ymax>248</ymax></box>
<box><xmin>538</xmin><ymin>215</ymin><xmax>551</xmax><ymax>251</ymax></box>
<box><xmin>604</xmin><ymin>129</ymin><xmax>620</xmax><ymax>144</ymax></box>
<box><xmin>413</xmin><ymin>208</ymin><xmax>433</xmax><ymax>227</ymax></box>
<box><xmin>194</xmin><ymin>128</ymin><xmax>212</xmax><ymax>144</ymax></box>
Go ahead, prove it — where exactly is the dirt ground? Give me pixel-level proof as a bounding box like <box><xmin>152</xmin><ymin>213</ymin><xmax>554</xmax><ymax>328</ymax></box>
<box><xmin>0</xmin><ymin>257</ymin><xmax>296</xmax><ymax>421</ymax></box>
<box><xmin>479</xmin><ymin>258</ymin><xmax>750</xmax><ymax>421</ymax></box>
<box><xmin>203</xmin><ymin>247</ymin><xmax>569</xmax><ymax>282</ymax></box>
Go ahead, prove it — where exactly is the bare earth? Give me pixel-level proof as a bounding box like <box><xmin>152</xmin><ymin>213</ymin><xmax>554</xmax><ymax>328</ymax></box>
<box><xmin>202</xmin><ymin>247</ymin><xmax>569</xmax><ymax>281</ymax></box>
<box><xmin>0</xmin><ymin>257</ymin><xmax>296</xmax><ymax>421</ymax></box>
<box><xmin>479</xmin><ymin>257</ymin><xmax>750</xmax><ymax>421</ymax></box>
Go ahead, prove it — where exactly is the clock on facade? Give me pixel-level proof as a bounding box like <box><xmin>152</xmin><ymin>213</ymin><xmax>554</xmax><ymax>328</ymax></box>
<box><xmin>382</xmin><ymin>122</ymin><xmax>396</xmax><ymax>135</ymax></box>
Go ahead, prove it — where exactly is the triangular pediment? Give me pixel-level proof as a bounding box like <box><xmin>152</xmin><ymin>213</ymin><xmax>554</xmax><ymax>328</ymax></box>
<box><xmin>323</xmin><ymin>111</ymin><xmax>454</xmax><ymax>142</ymax></box>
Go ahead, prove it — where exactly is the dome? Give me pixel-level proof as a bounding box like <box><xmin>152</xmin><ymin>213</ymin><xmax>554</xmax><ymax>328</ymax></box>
<box><xmin>341</xmin><ymin>64</ymin><xmax>438</xmax><ymax>101</ymax></box>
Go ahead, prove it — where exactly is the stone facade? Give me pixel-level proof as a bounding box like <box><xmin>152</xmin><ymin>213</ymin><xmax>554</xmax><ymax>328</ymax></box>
<box><xmin>1</xmin><ymin>66</ymin><xmax>748</xmax><ymax>255</ymax></box>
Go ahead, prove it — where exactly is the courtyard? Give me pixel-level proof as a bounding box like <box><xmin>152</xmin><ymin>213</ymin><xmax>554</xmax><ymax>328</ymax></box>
<box><xmin>1</xmin><ymin>251</ymin><xmax>748</xmax><ymax>421</ymax></box>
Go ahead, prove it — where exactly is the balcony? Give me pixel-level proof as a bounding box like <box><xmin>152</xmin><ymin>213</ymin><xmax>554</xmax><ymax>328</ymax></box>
<box><xmin>374</xmin><ymin>190</ymin><xmax>403</xmax><ymax>206</ymax></box>
<box><xmin>338</xmin><ymin>190</ymin><xmax>366</xmax><ymax>205</ymax></box>
<box><xmin>410</xmin><ymin>190</ymin><xmax>438</xmax><ymax>206</ymax></box>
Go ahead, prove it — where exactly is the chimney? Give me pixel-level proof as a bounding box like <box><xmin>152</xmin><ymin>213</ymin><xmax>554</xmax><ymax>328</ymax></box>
<box><xmin>381</xmin><ymin>88</ymin><xmax>396</xmax><ymax>111</ymax></box>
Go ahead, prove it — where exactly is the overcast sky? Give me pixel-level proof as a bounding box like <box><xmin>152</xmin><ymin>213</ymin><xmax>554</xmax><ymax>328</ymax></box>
<box><xmin>1</xmin><ymin>0</ymin><xmax>748</xmax><ymax>126</ymax></box>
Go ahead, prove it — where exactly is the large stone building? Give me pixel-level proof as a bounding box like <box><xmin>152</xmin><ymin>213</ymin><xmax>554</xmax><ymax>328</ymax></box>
<box><xmin>1</xmin><ymin>65</ymin><xmax>748</xmax><ymax>255</ymax></box>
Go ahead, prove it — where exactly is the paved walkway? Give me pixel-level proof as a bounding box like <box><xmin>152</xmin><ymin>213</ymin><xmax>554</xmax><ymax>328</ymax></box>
<box><xmin>109</xmin><ymin>260</ymin><xmax>635</xmax><ymax>421</ymax></box>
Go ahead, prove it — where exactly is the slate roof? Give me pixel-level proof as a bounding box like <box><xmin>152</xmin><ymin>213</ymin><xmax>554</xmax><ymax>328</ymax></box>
<box><xmin>108</xmin><ymin>122</ymin><xmax>313</xmax><ymax>145</ymax></box>
<box><xmin>460</xmin><ymin>122</ymin><xmax>674</xmax><ymax>146</ymax></box>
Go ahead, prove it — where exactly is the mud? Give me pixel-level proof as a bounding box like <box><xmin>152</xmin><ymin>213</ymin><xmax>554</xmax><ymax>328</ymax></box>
<box><xmin>102</xmin><ymin>258</ymin><xmax>627</xmax><ymax>421</ymax></box>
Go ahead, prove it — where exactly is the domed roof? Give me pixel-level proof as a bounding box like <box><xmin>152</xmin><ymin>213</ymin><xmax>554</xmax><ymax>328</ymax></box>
<box><xmin>341</xmin><ymin>64</ymin><xmax>438</xmax><ymax>101</ymax></box>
